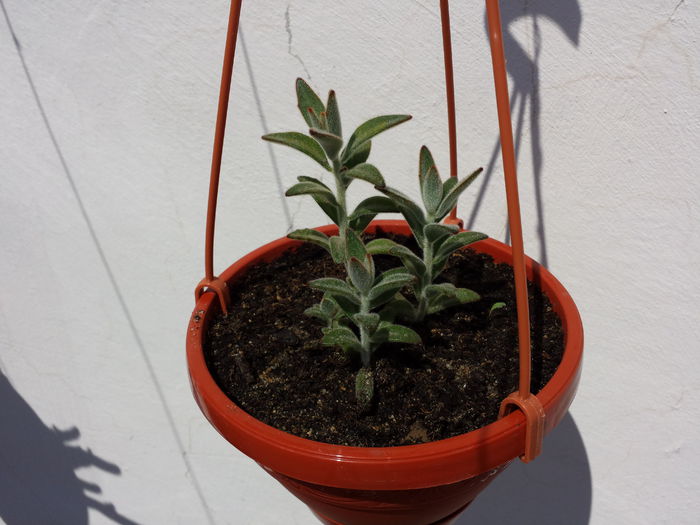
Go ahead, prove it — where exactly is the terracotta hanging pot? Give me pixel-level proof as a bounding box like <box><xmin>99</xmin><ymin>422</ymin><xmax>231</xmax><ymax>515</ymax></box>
<box><xmin>186</xmin><ymin>222</ymin><xmax>583</xmax><ymax>525</ymax></box>
<box><xmin>186</xmin><ymin>1</ymin><xmax>584</xmax><ymax>523</ymax></box>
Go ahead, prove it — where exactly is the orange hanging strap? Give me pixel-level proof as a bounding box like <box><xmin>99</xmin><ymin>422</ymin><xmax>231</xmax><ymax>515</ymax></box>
<box><xmin>439</xmin><ymin>0</ymin><xmax>463</xmax><ymax>228</ymax></box>
<box><xmin>195</xmin><ymin>0</ymin><xmax>244</xmax><ymax>315</ymax></box>
<box><xmin>485</xmin><ymin>0</ymin><xmax>545</xmax><ymax>463</ymax></box>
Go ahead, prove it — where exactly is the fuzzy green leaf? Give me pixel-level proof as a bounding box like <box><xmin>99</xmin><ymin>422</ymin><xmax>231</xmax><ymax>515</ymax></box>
<box><xmin>368</xmin><ymin>272</ymin><xmax>415</xmax><ymax>306</ymax></box>
<box><xmin>322</xmin><ymin>326</ymin><xmax>361</xmax><ymax>352</ymax></box>
<box><xmin>318</xmin><ymin>111</ymin><xmax>328</xmax><ymax>130</ymax></box>
<box><xmin>365</xmin><ymin>238</ymin><xmax>401</xmax><ymax>255</ymax></box>
<box><xmin>306</xmin><ymin>108</ymin><xmax>322</xmax><ymax>129</ymax></box>
<box><xmin>287</xmin><ymin>229</ymin><xmax>330</xmax><ymax>250</ymax></box>
<box><xmin>296</xmin><ymin>78</ymin><xmax>325</xmax><ymax>128</ymax></box>
<box><xmin>422</xmin><ymin>166</ymin><xmax>443</xmax><ymax>215</ymax></box>
<box><xmin>285</xmin><ymin>181</ymin><xmax>335</xmax><ymax>200</ymax></box>
<box><xmin>345</xmin><ymin>229</ymin><xmax>367</xmax><ymax>260</ymax></box>
<box><xmin>363</xmin><ymin>240</ymin><xmax>424</xmax><ymax>283</ymax></box>
<box><xmin>373</xmin><ymin>267</ymin><xmax>413</xmax><ymax>283</ymax></box>
<box><xmin>348</xmin><ymin>257</ymin><xmax>373</xmax><ymax>293</ymax></box>
<box><xmin>425</xmin><ymin>282</ymin><xmax>480</xmax><ymax>302</ymax></box>
<box><xmin>378</xmin><ymin>294</ymin><xmax>416</xmax><ymax>323</ymax></box>
<box><xmin>425</xmin><ymin>283</ymin><xmax>480</xmax><ymax>314</ymax></box>
<box><xmin>332</xmin><ymin>294</ymin><xmax>361</xmax><ymax>315</ymax></box>
<box><xmin>432</xmin><ymin>231</ymin><xmax>488</xmax><ymax>275</ymax></box>
<box><xmin>388</xmin><ymin>244</ymin><xmax>427</xmax><ymax>278</ymax></box>
<box><xmin>374</xmin><ymin>185</ymin><xmax>426</xmax><ymax>243</ymax></box>
<box><xmin>423</xmin><ymin>223</ymin><xmax>459</xmax><ymax>245</ymax></box>
<box><xmin>455</xmin><ymin>288</ymin><xmax>481</xmax><ymax>304</ymax></box>
<box><xmin>428</xmin><ymin>295</ymin><xmax>479</xmax><ymax>315</ymax></box>
<box><xmin>435</xmin><ymin>167</ymin><xmax>483</xmax><ymax>220</ymax></box>
<box><xmin>419</xmin><ymin>146</ymin><xmax>436</xmax><ymax>186</ymax></box>
<box><xmin>344</xmin><ymin>115</ymin><xmax>412</xmax><ymax>156</ymax></box>
<box><xmin>326</xmin><ymin>90</ymin><xmax>342</xmax><ymax>137</ymax></box>
<box><xmin>352</xmin><ymin>196</ymin><xmax>398</xmax><ymax>216</ymax></box>
<box><xmin>314</xmin><ymin>196</ymin><xmax>342</xmax><ymax>225</ymax></box>
<box><xmin>342</xmin><ymin>140</ymin><xmax>372</xmax><ymax>170</ymax></box>
<box><xmin>310</xmin><ymin>128</ymin><xmax>343</xmax><ymax>159</ymax></box>
<box><xmin>344</xmin><ymin>163</ymin><xmax>385</xmax><ymax>186</ymax></box>
<box><xmin>304</xmin><ymin>304</ymin><xmax>327</xmax><ymax>322</ymax></box>
<box><xmin>435</xmin><ymin>231</ymin><xmax>488</xmax><ymax>260</ymax></box>
<box><xmin>355</xmin><ymin>367</ymin><xmax>374</xmax><ymax>408</ymax></box>
<box><xmin>373</xmin><ymin>322</ymin><xmax>421</xmax><ymax>344</ymax></box>
<box><xmin>263</xmin><ymin>132</ymin><xmax>331</xmax><ymax>171</ymax></box>
<box><xmin>321</xmin><ymin>295</ymin><xmax>341</xmax><ymax>317</ymax></box>
<box><xmin>348</xmin><ymin>196</ymin><xmax>398</xmax><ymax>232</ymax></box>
<box><xmin>309</xmin><ymin>278</ymin><xmax>360</xmax><ymax>304</ymax></box>
<box><xmin>426</xmin><ymin>296</ymin><xmax>458</xmax><ymax>315</ymax></box>
<box><xmin>369</xmin><ymin>290</ymin><xmax>405</xmax><ymax>310</ymax></box>
<box><xmin>294</xmin><ymin>177</ymin><xmax>340</xmax><ymax>224</ymax></box>
<box><xmin>443</xmin><ymin>176</ymin><xmax>458</xmax><ymax>195</ymax></box>
<box><xmin>329</xmin><ymin>236</ymin><xmax>345</xmax><ymax>263</ymax></box>
<box><xmin>352</xmin><ymin>312</ymin><xmax>380</xmax><ymax>332</ymax></box>
<box><xmin>296</xmin><ymin>175</ymin><xmax>331</xmax><ymax>191</ymax></box>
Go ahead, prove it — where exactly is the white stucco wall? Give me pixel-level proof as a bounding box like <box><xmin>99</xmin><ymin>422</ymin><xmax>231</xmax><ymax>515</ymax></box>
<box><xmin>1</xmin><ymin>1</ymin><xmax>698</xmax><ymax>524</ymax></box>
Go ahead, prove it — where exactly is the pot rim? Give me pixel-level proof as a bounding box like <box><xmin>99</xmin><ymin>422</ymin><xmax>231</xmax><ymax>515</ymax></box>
<box><xmin>186</xmin><ymin>220</ymin><xmax>583</xmax><ymax>489</ymax></box>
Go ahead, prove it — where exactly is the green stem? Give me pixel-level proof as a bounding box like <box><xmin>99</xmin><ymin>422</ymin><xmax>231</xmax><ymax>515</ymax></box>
<box><xmin>332</xmin><ymin>158</ymin><xmax>348</xmax><ymax>236</ymax></box>
<box><xmin>415</xmin><ymin>238</ymin><xmax>433</xmax><ymax>321</ymax></box>
<box><xmin>358</xmin><ymin>296</ymin><xmax>372</xmax><ymax>368</ymax></box>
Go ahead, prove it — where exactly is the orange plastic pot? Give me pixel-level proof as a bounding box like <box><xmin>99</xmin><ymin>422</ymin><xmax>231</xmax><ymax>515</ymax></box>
<box><xmin>186</xmin><ymin>220</ymin><xmax>584</xmax><ymax>525</ymax></box>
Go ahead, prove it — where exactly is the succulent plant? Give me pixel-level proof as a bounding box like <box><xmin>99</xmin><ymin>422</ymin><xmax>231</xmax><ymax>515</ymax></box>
<box><xmin>263</xmin><ymin>78</ymin><xmax>411</xmax><ymax>238</ymax></box>
<box><xmin>262</xmin><ymin>79</ymin><xmax>419</xmax><ymax>408</ymax></box>
<box><xmin>370</xmin><ymin>146</ymin><xmax>488</xmax><ymax>321</ymax></box>
<box><xmin>262</xmin><ymin>79</ymin><xmax>491</xmax><ymax>408</ymax></box>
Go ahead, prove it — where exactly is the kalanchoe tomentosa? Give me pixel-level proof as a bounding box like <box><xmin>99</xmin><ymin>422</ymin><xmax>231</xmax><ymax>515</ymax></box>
<box><xmin>369</xmin><ymin>146</ymin><xmax>488</xmax><ymax>321</ymax></box>
<box><xmin>262</xmin><ymin>79</ymin><xmax>419</xmax><ymax>408</ymax></box>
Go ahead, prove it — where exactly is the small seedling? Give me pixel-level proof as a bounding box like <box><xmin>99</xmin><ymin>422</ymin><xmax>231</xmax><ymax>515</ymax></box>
<box><xmin>489</xmin><ymin>302</ymin><xmax>507</xmax><ymax>318</ymax></box>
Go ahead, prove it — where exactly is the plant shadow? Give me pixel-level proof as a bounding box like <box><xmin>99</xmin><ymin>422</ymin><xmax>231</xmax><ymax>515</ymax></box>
<box><xmin>0</xmin><ymin>371</ymin><xmax>138</xmax><ymax>524</ymax></box>
<box><xmin>455</xmin><ymin>413</ymin><xmax>591</xmax><ymax>525</ymax></box>
<box><xmin>468</xmin><ymin>0</ymin><xmax>582</xmax><ymax>268</ymax></box>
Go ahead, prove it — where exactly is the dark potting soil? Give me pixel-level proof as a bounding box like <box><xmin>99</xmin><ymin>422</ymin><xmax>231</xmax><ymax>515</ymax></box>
<box><xmin>204</xmin><ymin>231</ymin><xmax>564</xmax><ymax>447</ymax></box>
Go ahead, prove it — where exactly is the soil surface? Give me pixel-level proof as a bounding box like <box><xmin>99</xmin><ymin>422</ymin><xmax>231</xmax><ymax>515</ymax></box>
<box><xmin>204</xmin><ymin>231</ymin><xmax>564</xmax><ymax>447</ymax></box>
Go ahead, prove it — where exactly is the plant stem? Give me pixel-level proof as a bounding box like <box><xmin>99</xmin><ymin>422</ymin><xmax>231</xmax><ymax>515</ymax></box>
<box><xmin>332</xmin><ymin>158</ymin><xmax>348</xmax><ymax>236</ymax></box>
<box><xmin>358</xmin><ymin>296</ymin><xmax>372</xmax><ymax>368</ymax></box>
<box><xmin>415</xmin><ymin>239</ymin><xmax>434</xmax><ymax>321</ymax></box>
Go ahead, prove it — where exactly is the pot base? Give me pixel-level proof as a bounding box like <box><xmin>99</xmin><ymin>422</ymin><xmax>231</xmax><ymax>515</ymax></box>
<box><xmin>267</xmin><ymin>465</ymin><xmax>506</xmax><ymax>525</ymax></box>
<box><xmin>313</xmin><ymin>501</ymin><xmax>471</xmax><ymax>525</ymax></box>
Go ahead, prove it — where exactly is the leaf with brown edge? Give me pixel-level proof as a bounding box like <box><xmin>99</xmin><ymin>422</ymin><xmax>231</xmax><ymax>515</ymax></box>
<box><xmin>263</xmin><ymin>132</ymin><xmax>331</xmax><ymax>171</ymax></box>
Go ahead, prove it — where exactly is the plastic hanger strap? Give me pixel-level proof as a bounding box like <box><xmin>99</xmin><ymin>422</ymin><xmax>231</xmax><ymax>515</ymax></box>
<box><xmin>498</xmin><ymin>391</ymin><xmax>545</xmax><ymax>463</ymax></box>
<box><xmin>439</xmin><ymin>0</ymin><xmax>463</xmax><ymax>229</ymax></box>
<box><xmin>196</xmin><ymin>0</ymin><xmax>244</xmax><ymax>315</ymax></box>
<box><xmin>485</xmin><ymin>0</ymin><xmax>545</xmax><ymax>461</ymax></box>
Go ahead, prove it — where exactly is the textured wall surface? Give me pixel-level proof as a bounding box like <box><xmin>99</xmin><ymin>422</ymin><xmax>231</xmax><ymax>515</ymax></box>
<box><xmin>1</xmin><ymin>1</ymin><xmax>699</xmax><ymax>524</ymax></box>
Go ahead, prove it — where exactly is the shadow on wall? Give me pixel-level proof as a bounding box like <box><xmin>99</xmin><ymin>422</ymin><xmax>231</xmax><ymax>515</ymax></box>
<box><xmin>468</xmin><ymin>0</ymin><xmax>582</xmax><ymax>269</ymax></box>
<box><xmin>0</xmin><ymin>372</ymin><xmax>138</xmax><ymax>525</ymax></box>
<box><xmin>458</xmin><ymin>3</ymin><xmax>588</xmax><ymax>522</ymax></box>
<box><xmin>456</xmin><ymin>413</ymin><xmax>592</xmax><ymax>525</ymax></box>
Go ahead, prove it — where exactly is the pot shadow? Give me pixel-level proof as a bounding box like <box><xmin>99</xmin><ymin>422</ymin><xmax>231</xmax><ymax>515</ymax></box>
<box><xmin>455</xmin><ymin>413</ymin><xmax>592</xmax><ymax>525</ymax></box>
<box><xmin>467</xmin><ymin>0</ymin><xmax>582</xmax><ymax>268</ymax></box>
<box><xmin>0</xmin><ymin>371</ymin><xmax>138</xmax><ymax>524</ymax></box>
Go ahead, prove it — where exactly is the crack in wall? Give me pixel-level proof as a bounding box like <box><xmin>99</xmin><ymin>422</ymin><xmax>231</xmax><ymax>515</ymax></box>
<box><xmin>285</xmin><ymin>4</ymin><xmax>312</xmax><ymax>80</ymax></box>
<box><xmin>239</xmin><ymin>28</ymin><xmax>294</xmax><ymax>232</ymax></box>
<box><xmin>669</xmin><ymin>0</ymin><xmax>685</xmax><ymax>21</ymax></box>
